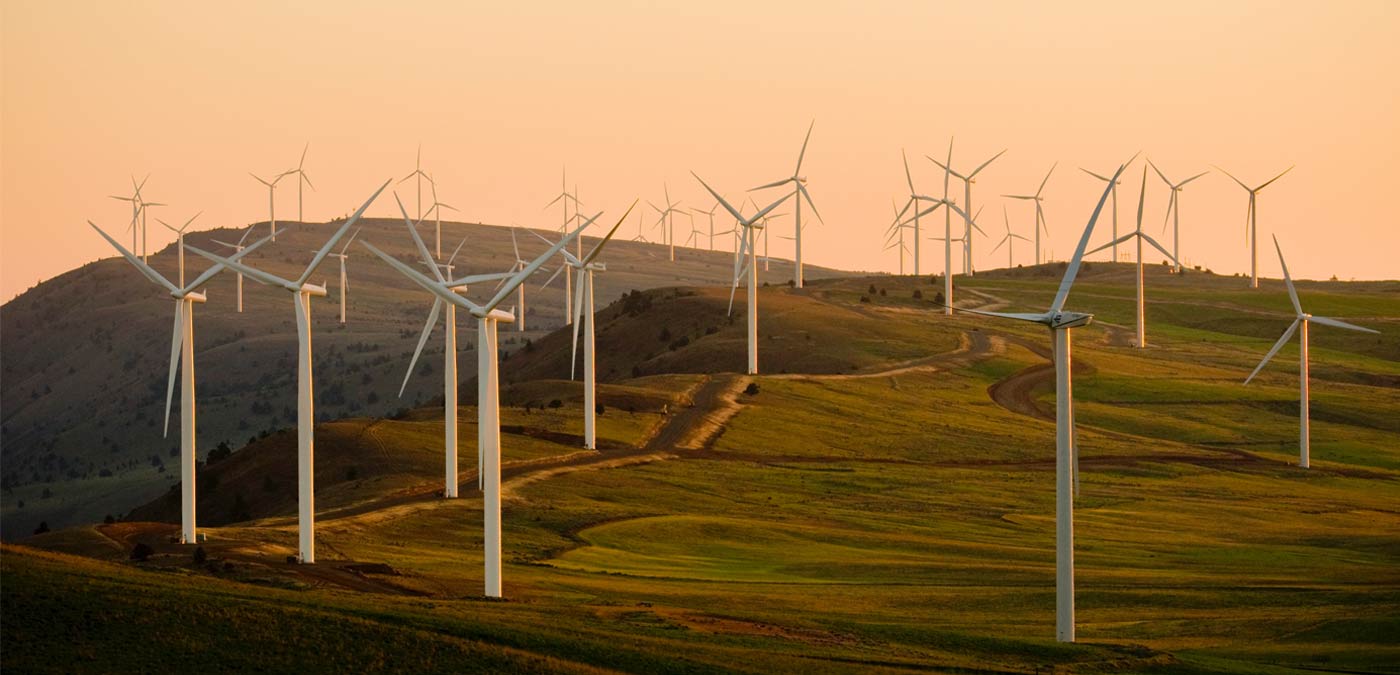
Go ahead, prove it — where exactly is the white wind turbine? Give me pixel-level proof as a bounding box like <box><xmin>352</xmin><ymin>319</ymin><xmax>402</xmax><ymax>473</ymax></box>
<box><xmin>110</xmin><ymin>175</ymin><xmax>159</xmax><ymax>261</ymax></box>
<box><xmin>751</xmin><ymin>121</ymin><xmax>822</xmax><ymax>288</ymax></box>
<box><xmin>250</xmin><ymin>170</ymin><xmax>292</xmax><ymax>242</ymax></box>
<box><xmin>990</xmin><ymin>205</ymin><xmax>1031</xmax><ymax>269</ymax></box>
<box><xmin>187</xmin><ymin>181</ymin><xmax>388</xmax><ymax>564</ymax></box>
<box><xmin>649</xmin><ymin>184</ymin><xmax>685</xmax><ymax>262</ymax></box>
<box><xmin>1079</xmin><ymin>165</ymin><xmax>1122</xmax><ymax>262</ymax></box>
<box><xmin>157</xmin><ymin>212</ymin><xmax>202</xmax><ymax>287</ymax></box>
<box><xmin>1004</xmin><ymin>163</ymin><xmax>1057</xmax><ymax>265</ymax></box>
<box><xmin>693</xmin><ymin>172</ymin><xmax>792</xmax><ymax>375</ymax></box>
<box><xmin>211</xmin><ymin>224</ymin><xmax>260</xmax><ymax>312</ymax></box>
<box><xmin>423</xmin><ymin>173</ymin><xmax>459</xmax><ymax>260</ymax></box>
<box><xmin>929</xmin><ymin>145</ymin><xmax>1005</xmax><ymax>277</ymax></box>
<box><xmin>1087</xmin><ymin>164</ymin><xmax>1179</xmax><ymax>348</ymax></box>
<box><xmin>392</xmin><ymin>201</ymin><xmax>515</xmax><ymax>499</ymax></box>
<box><xmin>1244</xmin><ymin>236</ymin><xmax>1379</xmax><ymax>468</ymax></box>
<box><xmin>544</xmin><ymin>169</ymin><xmax>581</xmax><ymax>325</ymax></box>
<box><xmin>363</xmin><ymin>218</ymin><xmax>588</xmax><ymax>598</ymax></box>
<box><xmin>400</xmin><ymin>144</ymin><xmax>432</xmax><ymax>221</ymax></box>
<box><xmin>692</xmin><ymin>202</ymin><xmax>729</xmax><ymax>251</ymax></box>
<box><xmin>311</xmin><ymin>230</ymin><xmax>361</xmax><ymax>325</ymax></box>
<box><xmin>883</xmin><ymin>198</ymin><xmax>913</xmax><ymax>275</ymax></box>
<box><xmin>893</xmin><ymin>150</ymin><xmax>935</xmax><ymax>276</ymax></box>
<box><xmin>90</xmin><ymin>219</ymin><xmax>278</xmax><ymax>546</ymax></box>
<box><xmin>1215</xmin><ymin>164</ymin><xmax>1293</xmax><ymax>289</ymax></box>
<box><xmin>954</xmin><ymin>158</ymin><xmax>1130</xmax><ymax>643</ymax></box>
<box><xmin>1148</xmin><ymin>160</ymin><xmax>1209</xmax><ymax>274</ymax></box>
<box><xmin>508</xmin><ymin>229</ymin><xmax>530</xmax><ymax>332</ymax></box>
<box><xmin>895</xmin><ymin>160</ymin><xmax>979</xmax><ymax>315</ymax></box>
<box><xmin>534</xmin><ymin>203</ymin><xmax>636</xmax><ymax>449</ymax></box>
<box><xmin>631</xmin><ymin>208</ymin><xmax>649</xmax><ymax>243</ymax></box>
<box><xmin>290</xmin><ymin>143</ymin><xmax>315</xmax><ymax>222</ymax></box>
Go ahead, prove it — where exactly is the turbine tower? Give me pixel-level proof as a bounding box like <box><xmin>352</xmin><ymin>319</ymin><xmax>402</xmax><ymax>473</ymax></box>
<box><xmin>90</xmin><ymin>220</ymin><xmax>276</xmax><ymax>546</ymax></box>
<box><xmin>893</xmin><ymin>150</ymin><xmax>935</xmax><ymax>276</ymax></box>
<box><xmin>210</xmin><ymin>225</ymin><xmax>260</xmax><ymax>312</ymax></box>
<box><xmin>1003</xmin><ymin>163</ymin><xmax>1056</xmax><ymax>265</ymax></box>
<box><xmin>751</xmin><ymin>121</ymin><xmax>822</xmax><ymax>288</ymax></box>
<box><xmin>1148</xmin><ymin>160</ymin><xmax>1209</xmax><ymax>274</ymax></box>
<box><xmin>693</xmin><ymin>172</ymin><xmax>792</xmax><ymax>375</ymax></box>
<box><xmin>424</xmin><ymin>174</ymin><xmax>458</xmax><ymax>260</ymax></box>
<box><xmin>400</xmin><ymin>145</ymin><xmax>431</xmax><ymax>221</ymax></box>
<box><xmin>290</xmin><ymin>143</ymin><xmax>315</xmax><ymax>222</ymax></box>
<box><xmin>313</xmin><ymin>230</ymin><xmax>361</xmax><ymax>325</ymax></box>
<box><xmin>187</xmin><ymin>181</ymin><xmax>388</xmax><ymax>564</ymax></box>
<box><xmin>363</xmin><ymin>219</ymin><xmax>588</xmax><ymax>598</ymax></box>
<box><xmin>535</xmin><ymin>203</ymin><xmax>636</xmax><ymax>449</ymax></box>
<box><xmin>954</xmin><ymin>157</ymin><xmax>1130</xmax><ymax>643</ymax></box>
<box><xmin>157</xmin><ymin>212</ymin><xmax>201</xmax><ymax>287</ymax></box>
<box><xmin>1215</xmin><ymin>165</ymin><xmax>1293</xmax><ymax>288</ymax></box>
<box><xmin>1087</xmin><ymin>165</ymin><xmax>1180</xmax><ymax>348</ymax></box>
<box><xmin>929</xmin><ymin>146</ymin><xmax>1005</xmax><ymax>276</ymax></box>
<box><xmin>250</xmin><ymin>170</ymin><xmax>291</xmax><ymax>242</ymax></box>
<box><xmin>1244</xmin><ymin>236</ymin><xmax>1379</xmax><ymax>468</ymax></box>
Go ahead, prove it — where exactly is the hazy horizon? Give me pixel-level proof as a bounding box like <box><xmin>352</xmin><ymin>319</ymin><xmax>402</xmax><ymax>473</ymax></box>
<box><xmin>4</xmin><ymin>0</ymin><xmax>1398</xmax><ymax>302</ymax></box>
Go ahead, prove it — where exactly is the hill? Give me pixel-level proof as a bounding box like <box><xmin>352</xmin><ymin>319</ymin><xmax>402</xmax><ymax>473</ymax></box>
<box><xmin>0</xmin><ymin>216</ymin><xmax>857</xmax><ymax>536</ymax></box>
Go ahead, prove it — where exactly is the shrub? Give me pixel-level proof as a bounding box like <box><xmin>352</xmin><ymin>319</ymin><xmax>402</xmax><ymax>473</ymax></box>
<box><xmin>33</xmin><ymin>521</ymin><xmax>50</xmax><ymax>535</ymax></box>
<box><xmin>868</xmin><ymin>284</ymin><xmax>877</xmax><ymax>295</ymax></box>
<box><xmin>913</xmin><ymin>289</ymin><xmax>923</xmax><ymax>299</ymax></box>
<box><xmin>595</xmin><ymin>403</ymin><xmax>606</xmax><ymax>416</ymax></box>
<box><xmin>859</xmin><ymin>295</ymin><xmax>870</xmax><ymax>303</ymax></box>
<box><xmin>548</xmin><ymin>399</ymin><xmax>562</xmax><ymax>409</ymax></box>
<box><xmin>658</xmin><ymin>327</ymin><xmax>672</xmax><ymax>342</ymax></box>
<box><xmin>207</xmin><ymin>441</ymin><xmax>232</xmax><ymax>465</ymax></box>
<box><xmin>104</xmin><ymin>514</ymin><xmax>116</xmax><ymax>525</ymax></box>
<box><xmin>193</xmin><ymin>546</ymin><xmax>208</xmax><ymax>565</ymax></box>
<box><xmin>131</xmin><ymin>543</ymin><xmax>154</xmax><ymax>562</ymax></box>
<box><xmin>744</xmin><ymin>382</ymin><xmax>760</xmax><ymax>396</ymax></box>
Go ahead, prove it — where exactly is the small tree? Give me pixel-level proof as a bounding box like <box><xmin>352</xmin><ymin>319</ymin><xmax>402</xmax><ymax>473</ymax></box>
<box><xmin>595</xmin><ymin>402</ymin><xmax>606</xmax><ymax>416</ymax></box>
<box><xmin>33</xmin><ymin>521</ymin><xmax>50</xmax><ymax>535</ymax></box>
<box><xmin>192</xmin><ymin>546</ymin><xmax>208</xmax><ymax>565</ymax></box>
<box><xmin>744</xmin><ymin>382</ymin><xmax>760</xmax><ymax>396</ymax></box>
<box><xmin>131</xmin><ymin>542</ymin><xmax>154</xmax><ymax>562</ymax></box>
<box><xmin>103</xmin><ymin>514</ymin><xmax>116</xmax><ymax>525</ymax></box>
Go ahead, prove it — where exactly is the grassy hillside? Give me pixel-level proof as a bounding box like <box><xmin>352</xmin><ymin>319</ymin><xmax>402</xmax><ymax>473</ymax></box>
<box><xmin>0</xmin><ymin>217</ymin><xmax>853</xmax><ymax>535</ymax></box>
<box><xmin>7</xmin><ymin>262</ymin><xmax>1400</xmax><ymax>673</ymax></box>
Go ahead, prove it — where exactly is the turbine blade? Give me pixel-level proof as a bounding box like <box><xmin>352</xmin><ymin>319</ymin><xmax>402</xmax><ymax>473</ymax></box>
<box><xmin>954</xmin><ymin>306</ymin><xmax>1053</xmax><ymax>324</ymax></box>
<box><xmin>400</xmin><ymin>298</ymin><xmax>443</xmax><ymax>397</ymax></box>
<box><xmin>1037</xmin><ymin>162</ymin><xmax>1057</xmax><ymax>197</ymax></box>
<box><xmin>1309</xmin><ymin>316</ymin><xmax>1380</xmax><ymax>334</ymax></box>
<box><xmin>1080</xmin><ymin>167</ymin><xmax>1111</xmax><ymax>182</ymax></box>
<box><xmin>298</xmin><ymin>180</ymin><xmax>390</xmax><ymax>286</ymax></box>
<box><xmin>361</xmin><ymin>241</ymin><xmax>482</xmax><ymax>313</ymax></box>
<box><xmin>1050</xmin><ymin>160</ymin><xmax>1128</xmax><ymax>313</ymax></box>
<box><xmin>692</xmin><ymin>173</ymin><xmax>746</xmax><ymax>223</ymax></box>
<box><xmin>1147</xmin><ymin>158</ymin><xmax>1171</xmax><ymax>186</ymax></box>
<box><xmin>581</xmin><ymin>200</ymin><xmax>639</xmax><ymax>266</ymax></box>
<box><xmin>571</xmin><ymin>272</ymin><xmax>585</xmax><ymax>379</ymax></box>
<box><xmin>88</xmin><ymin>221</ymin><xmax>179</xmax><ymax>295</ymax></box>
<box><xmin>1244</xmin><ymin>319</ymin><xmax>1300</xmax><ymax>385</ymax></box>
<box><xmin>798</xmin><ymin>183</ymin><xmax>823</xmax><ymax>223</ymax></box>
<box><xmin>1087</xmin><ymin>233</ymin><xmax>1135</xmax><ymax>256</ymax></box>
<box><xmin>185</xmin><ymin>245</ymin><xmax>294</xmax><ymax>290</ymax></box>
<box><xmin>794</xmin><ymin>119</ymin><xmax>814</xmax><ymax>175</ymax></box>
<box><xmin>163</xmin><ymin>302</ymin><xmax>183</xmax><ymax>438</ymax></box>
<box><xmin>1272</xmin><ymin>235</ymin><xmax>1302</xmax><ymax>316</ymax></box>
<box><xmin>968</xmin><ymin>149</ymin><xmax>1007</xmax><ymax>178</ymax></box>
<box><xmin>750</xmin><ymin>178</ymin><xmax>791</xmax><ymax>191</ymax></box>
<box><xmin>1257</xmin><ymin>165</ymin><xmax>1294</xmax><ymax>191</ymax></box>
<box><xmin>485</xmin><ymin>217</ymin><xmax>589</xmax><ymax>312</ymax></box>
<box><xmin>539</xmin><ymin>264</ymin><xmax>565</xmax><ymax>291</ymax></box>
<box><xmin>1140</xmin><ymin>233</ymin><xmax>1179</xmax><ymax>266</ymax></box>
<box><xmin>1178</xmin><ymin>170</ymin><xmax>1209</xmax><ymax>187</ymax></box>
<box><xmin>184</xmin><ymin>227</ymin><xmax>281</xmax><ymax>292</ymax></box>
<box><xmin>396</xmin><ymin>192</ymin><xmax>445</xmax><ymax>283</ymax></box>
<box><xmin>1213</xmin><ymin>165</ymin><xmax>1251</xmax><ymax>191</ymax></box>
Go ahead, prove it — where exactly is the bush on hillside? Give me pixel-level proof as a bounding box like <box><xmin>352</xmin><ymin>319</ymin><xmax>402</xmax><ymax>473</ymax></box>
<box><xmin>131</xmin><ymin>543</ymin><xmax>154</xmax><ymax>562</ymax></box>
<box><xmin>744</xmin><ymin>383</ymin><xmax>760</xmax><ymax>396</ymax></box>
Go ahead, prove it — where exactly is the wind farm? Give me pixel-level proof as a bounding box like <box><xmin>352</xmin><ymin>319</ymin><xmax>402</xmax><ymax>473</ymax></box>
<box><xmin>3</xmin><ymin>3</ymin><xmax>1399</xmax><ymax>674</ymax></box>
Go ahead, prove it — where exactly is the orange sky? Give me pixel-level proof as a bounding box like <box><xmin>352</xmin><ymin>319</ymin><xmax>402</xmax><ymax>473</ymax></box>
<box><xmin>4</xmin><ymin>1</ymin><xmax>1398</xmax><ymax>302</ymax></box>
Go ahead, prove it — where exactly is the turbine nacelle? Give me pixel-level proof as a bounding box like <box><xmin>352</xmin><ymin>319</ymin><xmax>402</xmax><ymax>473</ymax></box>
<box><xmin>1050</xmin><ymin>312</ymin><xmax>1094</xmax><ymax>330</ymax></box>
<box><xmin>479</xmin><ymin>307</ymin><xmax>516</xmax><ymax>322</ymax></box>
<box><xmin>301</xmin><ymin>283</ymin><xmax>328</xmax><ymax>297</ymax></box>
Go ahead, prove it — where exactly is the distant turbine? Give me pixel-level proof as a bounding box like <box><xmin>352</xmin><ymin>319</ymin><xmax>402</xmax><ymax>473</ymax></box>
<box><xmin>363</xmin><ymin>217</ymin><xmax>588</xmax><ymax>598</ymax></box>
<box><xmin>893</xmin><ymin>150</ymin><xmax>936</xmax><ymax>276</ymax></box>
<box><xmin>90</xmin><ymin>219</ymin><xmax>276</xmax><ymax>546</ymax></box>
<box><xmin>290</xmin><ymin>143</ymin><xmax>315</xmax><ymax>222</ymax></box>
<box><xmin>1088</xmin><ymin>163</ymin><xmax>1178</xmax><ymax>348</ymax></box>
<box><xmin>1215</xmin><ymin>164</ymin><xmax>1293</xmax><ymax>288</ymax></box>
<box><xmin>399</xmin><ymin>144</ymin><xmax>431</xmax><ymax>221</ymax></box>
<box><xmin>929</xmin><ymin>145</ymin><xmax>1005</xmax><ymax>276</ymax></box>
<box><xmin>1244</xmin><ymin>236</ymin><xmax>1379</xmax><ymax>468</ymax></box>
<box><xmin>955</xmin><ymin>157</ymin><xmax>1130</xmax><ymax>643</ymax></box>
<box><xmin>509</xmin><ymin>229</ymin><xmax>529</xmax><ymax>332</ymax></box>
<box><xmin>393</xmin><ymin>202</ymin><xmax>514</xmax><ymax>499</ymax></box>
<box><xmin>990</xmin><ymin>205</ymin><xmax>1031</xmax><ymax>269</ymax></box>
<box><xmin>1148</xmin><ymin>160</ymin><xmax>1209</xmax><ymax>274</ymax></box>
<box><xmin>187</xmin><ymin>181</ymin><xmax>388</xmax><ymax>563</ymax></box>
<box><xmin>648</xmin><ymin>184</ymin><xmax>685</xmax><ymax>262</ymax></box>
<box><xmin>210</xmin><ymin>224</ymin><xmax>260</xmax><ymax>312</ymax></box>
<box><xmin>692</xmin><ymin>202</ymin><xmax>728</xmax><ymax>251</ymax></box>
<box><xmin>544</xmin><ymin>168</ymin><xmax>581</xmax><ymax>325</ymax></box>
<box><xmin>631</xmin><ymin>208</ymin><xmax>649</xmax><ymax>243</ymax></box>
<box><xmin>108</xmin><ymin>175</ymin><xmax>146</xmax><ymax>254</ymax></box>
<box><xmin>751</xmin><ymin>121</ymin><xmax>822</xmax><ymax>288</ymax></box>
<box><xmin>311</xmin><ymin>229</ymin><xmax>361</xmax><ymax>325</ymax></box>
<box><xmin>1079</xmin><ymin>165</ymin><xmax>1122</xmax><ymax>262</ymax></box>
<box><xmin>156</xmin><ymin>212</ymin><xmax>202</xmax><ymax>287</ymax></box>
<box><xmin>898</xmin><ymin>148</ymin><xmax>978</xmax><ymax>315</ymax></box>
<box><xmin>694</xmin><ymin>172</ymin><xmax>792</xmax><ymax>375</ymax></box>
<box><xmin>250</xmin><ymin>170</ymin><xmax>292</xmax><ymax>242</ymax></box>
<box><xmin>423</xmin><ymin>174</ymin><xmax>457</xmax><ymax>260</ymax></box>
<box><xmin>535</xmin><ymin>203</ymin><xmax>636</xmax><ymax>449</ymax></box>
<box><xmin>1003</xmin><ymin>163</ymin><xmax>1057</xmax><ymax>265</ymax></box>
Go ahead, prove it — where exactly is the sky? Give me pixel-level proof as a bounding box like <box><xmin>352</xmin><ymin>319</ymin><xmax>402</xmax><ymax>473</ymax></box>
<box><xmin>4</xmin><ymin>0</ymin><xmax>1398</xmax><ymax>302</ymax></box>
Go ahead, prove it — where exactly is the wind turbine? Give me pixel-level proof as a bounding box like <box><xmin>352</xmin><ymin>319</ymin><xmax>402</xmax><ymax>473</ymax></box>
<box><xmin>509</xmin><ymin>229</ymin><xmax>530</xmax><ymax>331</ymax></box>
<box><xmin>250</xmin><ymin>170</ymin><xmax>292</xmax><ymax>242</ymax></box>
<box><xmin>544</xmin><ymin>168</ymin><xmax>581</xmax><ymax>325</ymax></box>
<box><xmin>694</xmin><ymin>172</ymin><xmax>792</xmax><ymax>375</ymax></box>
<box><xmin>1244</xmin><ymin>236</ymin><xmax>1379</xmax><ymax>468</ymax></box>
<box><xmin>631</xmin><ymin>208</ymin><xmax>649</xmax><ymax>243</ymax></box>
<box><xmin>363</xmin><ymin>217</ymin><xmax>588</xmax><ymax>598</ymax></box>
<box><xmin>391</xmin><ymin>200</ymin><xmax>515</xmax><ymax>499</ymax></box>
<box><xmin>953</xmin><ymin>158</ymin><xmax>1130</xmax><ymax>643</ymax></box>
<box><xmin>1004</xmin><ymin>163</ymin><xmax>1057</xmax><ymax>265</ymax></box>
<box><xmin>1087</xmin><ymin>165</ymin><xmax>1179</xmax><ymax>348</ymax></box>
<box><xmin>751</xmin><ymin>121</ymin><xmax>822</xmax><ymax>288</ymax></box>
<box><xmin>187</xmin><ymin>181</ymin><xmax>389</xmax><ymax>564</ymax></box>
<box><xmin>290</xmin><ymin>143</ymin><xmax>315</xmax><ymax>222</ymax></box>
<box><xmin>534</xmin><ymin>203</ymin><xmax>636</xmax><ymax>449</ymax></box>
<box><xmin>1079</xmin><ymin>165</ymin><xmax>1122</xmax><ymax>262</ymax></box>
<box><xmin>156</xmin><ymin>212</ymin><xmax>202</xmax><ymax>287</ymax></box>
<box><xmin>211</xmin><ymin>224</ymin><xmax>260</xmax><ymax>312</ymax></box>
<box><xmin>893</xmin><ymin>150</ymin><xmax>936</xmax><ymax>276</ymax></box>
<box><xmin>692</xmin><ymin>202</ymin><xmax>727</xmax><ymax>251</ymax></box>
<box><xmin>648</xmin><ymin>184</ymin><xmax>685</xmax><ymax>262</ymax></box>
<box><xmin>108</xmin><ymin>176</ymin><xmax>146</xmax><ymax>254</ymax></box>
<box><xmin>1148</xmin><ymin>160</ymin><xmax>1209</xmax><ymax>274</ymax></box>
<box><xmin>90</xmin><ymin>219</ymin><xmax>278</xmax><ymax>546</ymax></box>
<box><xmin>990</xmin><ymin>205</ymin><xmax>1030</xmax><ymax>269</ymax></box>
<box><xmin>312</xmin><ymin>229</ymin><xmax>361</xmax><ymax>325</ymax></box>
<box><xmin>884</xmin><ymin>197</ymin><xmax>918</xmax><ymax>275</ymax></box>
<box><xmin>399</xmin><ymin>145</ymin><xmax>432</xmax><ymax>221</ymax></box>
<box><xmin>424</xmin><ymin>174</ymin><xmax>458</xmax><ymax>260</ymax></box>
<box><xmin>1215</xmin><ymin>164</ymin><xmax>1292</xmax><ymax>289</ymax></box>
<box><xmin>900</xmin><ymin>142</ymin><xmax>979</xmax><ymax>315</ymax></box>
<box><xmin>929</xmin><ymin>146</ymin><xmax>1005</xmax><ymax>276</ymax></box>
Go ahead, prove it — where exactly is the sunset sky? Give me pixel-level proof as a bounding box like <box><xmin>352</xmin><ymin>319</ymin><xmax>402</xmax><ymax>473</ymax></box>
<box><xmin>4</xmin><ymin>1</ymin><xmax>1397</xmax><ymax>301</ymax></box>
